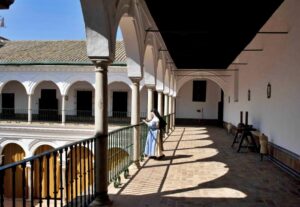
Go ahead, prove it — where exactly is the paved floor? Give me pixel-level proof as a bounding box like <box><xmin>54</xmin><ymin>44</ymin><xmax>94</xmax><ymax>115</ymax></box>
<box><xmin>109</xmin><ymin>126</ymin><xmax>300</xmax><ymax>207</ymax></box>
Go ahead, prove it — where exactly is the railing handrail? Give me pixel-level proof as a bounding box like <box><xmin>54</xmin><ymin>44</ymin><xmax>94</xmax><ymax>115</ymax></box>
<box><xmin>0</xmin><ymin>122</ymin><xmax>145</xmax><ymax>171</ymax></box>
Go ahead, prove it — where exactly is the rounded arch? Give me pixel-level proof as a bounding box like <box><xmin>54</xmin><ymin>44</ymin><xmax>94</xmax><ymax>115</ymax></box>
<box><xmin>164</xmin><ymin>68</ymin><xmax>170</xmax><ymax>94</ymax></box>
<box><xmin>64</xmin><ymin>80</ymin><xmax>95</xmax><ymax>96</ymax></box>
<box><xmin>169</xmin><ymin>74</ymin><xmax>175</xmax><ymax>95</ymax></box>
<box><xmin>156</xmin><ymin>58</ymin><xmax>165</xmax><ymax>92</ymax></box>
<box><xmin>63</xmin><ymin>77</ymin><xmax>95</xmax><ymax>96</ymax></box>
<box><xmin>1</xmin><ymin>143</ymin><xmax>27</xmax><ymax>198</ymax></box>
<box><xmin>176</xmin><ymin>72</ymin><xmax>229</xmax><ymax>95</ymax></box>
<box><xmin>33</xmin><ymin>144</ymin><xmax>61</xmax><ymax>199</ymax></box>
<box><xmin>29</xmin><ymin>80</ymin><xmax>62</xmax><ymax>96</ymax></box>
<box><xmin>67</xmin><ymin>146</ymin><xmax>94</xmax><ymax>201</ymax></box>
<box><xmin>0</xmin><ymin>80</ymin><xmax>27</xmax><ymax>94</ymax></box>
<box><xmin>0</xmin><ymin>140</ymin><xmax>28</xmax><ymax>157</ymax></box>
<box><xmin>118</xmin><ymin>13</ymin><xmax>143</xmax><ymax>78</ymax></box>
<box><xmin>108</xmin><ymin>75</ymin><xmax>132</xmax><ymax>89</ymax></box>
<box><xmin>29</xmin><ymin>141</ymin><xmax>58</xmax><ymax>157</ymax></box>
<box><xmin>143</xmin><ymin>44</ymin><xmax>156</xmax><ymax>86</ymax></box>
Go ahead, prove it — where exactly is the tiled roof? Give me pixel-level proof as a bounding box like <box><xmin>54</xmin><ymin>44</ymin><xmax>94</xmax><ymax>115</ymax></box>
<box><xmin>0</xmin><ymin>40</ymin><xmax>126</xmax><ymax>65</ymax></box>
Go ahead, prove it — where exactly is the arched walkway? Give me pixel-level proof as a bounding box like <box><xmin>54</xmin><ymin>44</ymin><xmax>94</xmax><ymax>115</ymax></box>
<box><xmin>176</xmin><ymin>79</ymin><xmax>223</xmax><ymax>124</ymax></box>
<box><xmin>108</xmin><ymin>82</ymin><xmax>131</xmax><ymax>122</ymax></box>
<box><xmin>65</xmin><ymin>81</ymin><xmax>95</xmax><ymax>123</ymax></box>
<box><xmin>67</xmin><ymin>146</ymin><xmax>94</xmax><ymax>201</ymax></box>
<box><xmin>33</xmin><ymin>145</ymin><xmax>60</xmax><ymax>199</ymax></box>
<box><xmin>31</xmin><ymin>81</ymin><xmax>61</xmax><ymax>122</ymax></box>
<box><xmin>0</xmin><ymin>80</ymin><xmax>28</xmax><ymax>121</ymax></box>
<box><xmin>1</xmin><ymin>143</ymin><xmax>26</xmax><ymax>198</ymax></box>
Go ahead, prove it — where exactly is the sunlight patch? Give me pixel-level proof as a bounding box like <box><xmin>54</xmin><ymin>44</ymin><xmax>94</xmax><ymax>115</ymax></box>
<box><xmin>165</xmin><ymin>187</ymin><xmax>247</xmax><ymax>198</ymax></box>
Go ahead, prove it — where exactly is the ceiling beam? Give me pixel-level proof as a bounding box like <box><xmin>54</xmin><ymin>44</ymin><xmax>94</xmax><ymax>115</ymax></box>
<box><xmin>243</xmin><ymin>49</ymin><xmax>263</xmax><ymax>51</ymax></box>
<box><xmin>258</xmin><ymin>31</ymin><xmax>288</xmax><ymax>34</ymax></box>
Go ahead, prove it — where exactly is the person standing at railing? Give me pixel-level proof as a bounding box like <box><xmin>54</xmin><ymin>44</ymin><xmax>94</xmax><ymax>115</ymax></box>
<box><xmin>143</xmin><ymin>109</ymin><xmax>165</xmax><ymax>160</ymax></box>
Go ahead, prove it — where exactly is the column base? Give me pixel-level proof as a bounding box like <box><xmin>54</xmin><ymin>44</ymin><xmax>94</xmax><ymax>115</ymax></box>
<box><xmin>89</xmin><ymin>192</ymin><xmax>112</xmax><ymax>207</ymax></box>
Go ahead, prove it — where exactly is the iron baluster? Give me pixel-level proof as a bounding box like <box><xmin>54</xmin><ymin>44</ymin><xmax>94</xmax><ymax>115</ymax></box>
<box><xmin>53</xmin><ymin>151</ymin><xmax>58</xmax><ymax>207</ymax></box>
<box><xmin>46</xmin><ymin>154</ymin><xmax>50</xmax><ymax>207</ymax></box>
<box><xmin>65</xmin><ymin>147</ymin><xmax>69</xmax><ymax>207</ymax></box>
<box><xmin>0</xmin><ymin>169</ymin><xmax>4</xmax><ymax>207</ymax></box>
<box><xmin>74</xmin><ymin>144</ymin><xmax>78</xmax><ymax>207</ymax></box>
<box><xmin>83</xmin><ymin>142</ymin><xmax>86</xmax><ymax>206</ymax></box>
<box><xmin>59</xmin><ymin>149</ymin><xmax>63</xmax><ymax>207</ymax></box>
<box><xmin>70</xmin><ymin>145</ymin><xmax>73</xmax><ymax>207</ymax></box>
<box><xmin>38</xmin><ymin>157</ymin><xmax>43</xmax><ymax>207</ymax></box>
<box><xmin>30</xmin><ymin>160</ymin><xmax>34</xmax><ymax>207</ymax></box>
<box><xmin>12</xmin><ymin>166</ymin><xmax>16</xmax><ymax>207</ymax></box>
<box><xmin>21</xmin><ymin>163</ymin><xmax>26</xmax><ymax>207</ymax></box>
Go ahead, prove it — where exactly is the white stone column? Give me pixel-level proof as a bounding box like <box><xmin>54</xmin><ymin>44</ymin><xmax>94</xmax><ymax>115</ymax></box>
<box><xmin>61</xmin><ymin>95</ymin><xmax>66</xmax><ymax>125</ymax></box>
<box><xmin>157</xmin><ymin>91</ymin><xmax>164</xmax><ymax>117</ymax></box>
<box><xmin>131</xmin><ymin>78</ymin><xmax>141</xmax><ymax>167</ymax></box>
<box><xmin>147</xmin><ymin>86</ymin><xmax>154</xmax><ymax>120</ymax></box>
<box><xmin>168</xmin><ymin>95</ymin><xmax>173</xmax><ymax>130</ymax></box>
<box><xmin>92</xmin><ymin>61</ymin><xmax>111</xmax><ymax>205</ymax></box>
<box><xmin>164</xmin><ymin>94</ymin><xmax>169</xmax><ymax>134</ymax></box>
<box><xmin>27</xmin><ymin>94</ymin><xmax>32</xmax><ymax>123</ymax></box>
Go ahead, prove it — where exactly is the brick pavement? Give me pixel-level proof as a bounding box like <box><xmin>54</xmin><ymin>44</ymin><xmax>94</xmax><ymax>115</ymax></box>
<box><xmin>109</xmin><ymin>126</ymin><xmax>300</xmax><ymax>207</ymax></box>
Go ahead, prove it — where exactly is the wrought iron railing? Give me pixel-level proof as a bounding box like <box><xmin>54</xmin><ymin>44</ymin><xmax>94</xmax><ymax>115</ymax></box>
<box><xmin>0</xmin><ymin>136</ymin><xmax>96</xmax><ymax>207</ymax></box>
<box><xmin>0</xmin><ymin>122</ymin><xmax>152</xmax><ymax>206</ymax></box>
<box><xmin>0</xmin><ymin>108</ymin><xmax>147</xmax><ymax>125</ymax></box>
<box><xmin>0</xmin><ymin>108</ymin><xmax>27</xmax><ymax>121</ymax></box>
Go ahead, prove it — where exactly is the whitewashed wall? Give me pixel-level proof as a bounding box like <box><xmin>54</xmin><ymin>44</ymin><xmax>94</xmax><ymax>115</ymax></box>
<box><xmin>140</xmin><ymin>86</ymin><xmax>148</xmax><ymax>117</ymax></box>
<box><xmin>224</xmin><ymin>0</ymin><xmax>300</xmax><ymax>155</ymax></box>
<box><xmin>176</xmin><ymin>79</ymin><xmax>221</xmax><ymax>119</ymax></box>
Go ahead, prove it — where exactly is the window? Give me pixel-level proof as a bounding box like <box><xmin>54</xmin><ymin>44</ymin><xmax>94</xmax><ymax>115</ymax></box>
<box><xmin>193</xmin><ymin>80</ymin><xmax>206</xmax><ymax>102</ymax></box>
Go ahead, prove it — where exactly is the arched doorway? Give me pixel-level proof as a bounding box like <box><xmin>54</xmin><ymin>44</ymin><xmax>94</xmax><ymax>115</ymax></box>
<box><xmin>0</xmin><ymin>80</ymin><xmax>27</xmax><ymax>121</ymax></box>
<box><xmin>32</xmin><ymin>81</ymin><xmax>61</xmax><ymax>122</ymax></box>
<box><xmin>65</xmin><ymin>81</ymin><xmax>95</xmax><ymax>123</ymax></box>
<box><xmin>33</xmin><ymin>145</ymin><xmax>60</xmax><ymax>199</ymax></box>
<box><xmin>1</xmin><ymin>143</ymin><xmax>26</xmax><ymax>198</ymax></box>
<box><xmin>67</xmin><ymin>146</ymin><xmax>94</xmax><ymax>201</ymax></box>
<box><xmin>176</xmin><ymin>79</ymin><xmax>223</xmax><ymax>125</ymax></box>
<box><xmin>108</xmin><ymin>81</ymin><xmax>131</xmax><ymax>124</ymax></box>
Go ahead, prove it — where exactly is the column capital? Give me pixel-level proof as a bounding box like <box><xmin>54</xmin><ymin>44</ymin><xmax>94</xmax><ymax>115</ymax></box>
<box><xmin>129</xmin><ymin>77</ymin><xmax>142</xmax><ymax>84</ymax></box>
<box><xmin>145</xmin><ymin>84</ymin><xmax>156</xmax><ymax>90</ymax></box>
<box><xmin>93</xmin><ymin>60</ymin><xmax>111</xmax><ymax>72</ymax></box>
<box><xmin>156</xmin><ymin>89</ymin><xmax>164</xmax><ymax>93</ymax></box>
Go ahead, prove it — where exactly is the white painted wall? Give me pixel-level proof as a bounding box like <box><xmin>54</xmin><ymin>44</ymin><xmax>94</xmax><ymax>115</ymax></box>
<box><xmin>224</xmin><ymin>0</ymin><xmax>300</xmax><ymax>155</ymax></box>
<box><xmin>140</xmin><ymin>86</ymin><xmax>147</xmax><ymax>117</ymax></box>
<box><xmin>176</xmin><ymin>79</ymin><xmax>221</xmax><ymax>119</ymax></box>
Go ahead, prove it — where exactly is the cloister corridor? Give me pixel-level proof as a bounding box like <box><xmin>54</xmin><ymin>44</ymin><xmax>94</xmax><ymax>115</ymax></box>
<box><xmin>109</xmin><ymin>127</ymin><xmax>300</xmax><ymax>207</ymax></box>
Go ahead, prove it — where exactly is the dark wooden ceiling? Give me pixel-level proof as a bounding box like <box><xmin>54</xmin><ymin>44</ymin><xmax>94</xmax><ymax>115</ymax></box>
<box><xmin>145</xmin><ymin>0</ymin><xmax>284</xmax><ymax>69</ymax></box>
<box><xmin>0</xmin><ymin>0</ymin><xmax>14</xmax><ymax>9</ymax></box>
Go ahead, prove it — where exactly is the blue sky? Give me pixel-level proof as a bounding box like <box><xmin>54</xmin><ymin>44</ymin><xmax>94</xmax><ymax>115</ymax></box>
<box><xmin>0</xmin><ymin>0</ymin><xmax>122</xmax><ymax>40</ymax></box>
